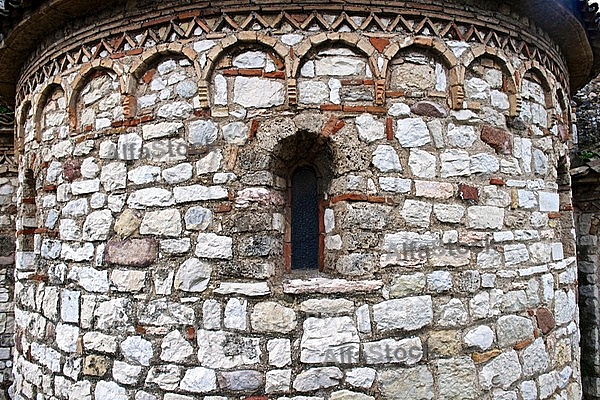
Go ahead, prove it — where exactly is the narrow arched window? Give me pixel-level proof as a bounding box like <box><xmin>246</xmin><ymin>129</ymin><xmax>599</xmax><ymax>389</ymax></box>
<box><xmin>291</xmin><ymin>166</ymin><xmax>320</xmax><ymax>270</ymax></box>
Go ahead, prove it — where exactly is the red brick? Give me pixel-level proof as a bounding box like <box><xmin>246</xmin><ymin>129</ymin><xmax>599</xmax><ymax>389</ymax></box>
<box><xmin>386</xmin><ymin>117</ymin><xmax>394</xmax><ymax>140</ymax></box>
<box><xmin>367</xmin><ymin>196</ymin><xmax>394</xmax><ymax>204</ymax></box>
<box><xmin>331</xmin><ymin>193</ymin><xmax>368</xmax><ymax>203</ymax></box>
<box><xmin>459</xmin><ymin>183</ymin><xmax>479</xmax><ymax>201</ymax></box>
<box><xmin>343</xmin><ymin>105</ymin><xmax>367</xmax><ymax>113</ymax></box>
<box><xmin>238</xmin><ymin>69</ymin><xmax>263</xmax><ymax>77</ymax></box>
<box><xmin>142</xmin><ymin>69</ymin><xmax>156</xmax><ymax>84</ymax></box>
<box><xmin>264</xmin><ymin>71</ymin><xmax>285</xmax><ymax>79</ymax></box>
<box><xmin>548</xmin><ymin>212</ymin><xmax>561</xmax><ymax>219</ymax></box>
<box><xmin>365</xmin><ymin>106</ymin><xmax>387</xmax><ymax>114</ymax></box>
<box><xmin>489</xmin><ymin>177</ymin><xmax>505</xmax><ymax>186</ymax></box>
<box><xmin>322</xmin><ymin>116</ymin><xmax>345</xmax><ymax>137</ymax></box>
<box><xmin>28</xmin><ymin>274</ymin><xmax>49</xmax><ymax>282</ymax></box>
<box><xmin>320</xmin><ymin>104</ymin><xmax>343</xmax><ymax>111</ymax></box>
<box><xmin>369</xmin><ymin>37</ymin><xmax>390</xmax><ymax>52</ymax></box>
<box><xmin>186</xmin><ymin>326</ymin><xmax>195</xmax><ymax>340</ymax></box>
<box><xmin>214</xmin><ymin>203</ymin><xmax>232</xmax><ymax>213</ymax></box>
<box><xmin>386</xmin><ymin>90</ymin><xmax>405</xmax><ymax>98</ymax></box>
<box><xmin>249</xmin><ymin>120</ymin><xmax>260</xmax><ymax>140</ymax></box>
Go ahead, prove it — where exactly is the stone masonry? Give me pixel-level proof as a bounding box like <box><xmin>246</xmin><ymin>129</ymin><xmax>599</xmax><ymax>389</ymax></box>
<box><xmin>0</xmin><ymin>0</ymin><xmax>596</xmax><ymax>399</ymax></box>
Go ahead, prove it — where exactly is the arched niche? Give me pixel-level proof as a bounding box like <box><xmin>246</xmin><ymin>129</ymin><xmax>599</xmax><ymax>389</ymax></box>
<box><xmin>209</xmin><ymin>43</ymin><xmax>287</xmax><ymax>112</ymax></box>
<box><xmin>269</xmin><ymin>130</ymin><xmax>334</xmax><ymax>273</ymax></box>
<box><xmin>16</xmin><ymin>101</ymin><xmax>32</xmax><ymax>155</ymax></box>
<box><xmin>296</xmin><ymin>43</ymin><xmax>374</xmax><ymax>107</ymax></box>
<box><xmin>464</xmin><ymin>54</ymin><xmax>518</xmax><ymax>125</ymax></box>
<box><xmin>387</xmin><ymin>46</ymin><xmax>450</xmax><ymax>97</ymax></box>
<box><xmin>133</xmin><ymin>51</ymin><xmax>199</xmax><ymax>121</ymax></box>
<box><xmin>520</xmin><ymin>68</ymin><xmax>553</xmax><ymax>132</ymax></box>
<box><xmin>71</xmin><ymin>67</ymin><xmax>123</xmax><ymax>132</ymax></box>
<box><xmin>35</xmin><ymin>84</ymin><xmax>68</xmax><ymax>143</ymax></box>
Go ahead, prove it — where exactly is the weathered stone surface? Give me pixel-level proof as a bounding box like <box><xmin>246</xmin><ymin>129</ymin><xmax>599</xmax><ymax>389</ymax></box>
<box><xmin>467</xmin><ymin>206</ymin><xmax>504</xmax><ymax>229</ymax></box>
<box><xmin>174</xmin><ymin>258</ymin><xmax>212</xmax><ymax>292</ymax></box>
<box><xmin>293</xmin><ymin>367</ymin><xmax>343</xmax><ymax>392</ymax></box>
<box><xmin>140</xmin><ymin>209</ymin><xmax>182</xmax><ymax>237</ymax></box>
<box><xmin>251</xmin><ymin>302</ymin><xmax>297</xmax><ymax>333</ymax></box>
<box><xmin>110</xmin><ymin>269</ymin><xmax>146</xmax><ymax>292</ymax></box>
<box><xmin>300</xmin><ymin>316</ymin><xmax>359</xmax><ymax>363</ymax></box>
<box><xmin>535</xmin><ymin>308</ymin><xmax>556</xmax><ymax>334</ymax></box>
<box><xmin>330</xmin><ymin>390</ymin><xmax>374</xmax><ymax>400</ymax></box>
<box><xmin>113</xmin><ymin>361</ymin><xmax>142</xmax><ymax>385</ymax></box>
<box><xmin>372</xmin><ymin>145</ymin><xmax>402</xmax><ymax>172</ymax></box>
<box><xmin>217</xmin><ymin>370</ymin><xmax>262</xmax><ymax>391</ymax></box>
<box><xmin>437</xmin><ymin>357</ymin><xmax>477</xmax><ymax>399</ymax></box>
<box><xmin>378</xmin><ymin>367</ymin><xmax>434</xmax><ymax>400</ymax></box>
<box><xmin>234</xmin><ymin>76</ymin><xmax>285</xmax><ymax>108</ymax></box>
<box><xmin>401</xmin><ymin>200</ymin><xmax>432</xmax><ymax>228</ymax></box>
<box><xmin>82</xmin><ymin>210</ymin><xmax>113</xmax><ymax>241</ymax></box>
<box><xmin>189</xmin><ymin>120</ymin><xmax>217</xmax><ymax>146</ymax></box>
<box><xmin>145</xmin><ymin>365</ymin><xmax>182</xmax><ymax>390</ymax></box>
<box><xmin>180</xmin><ymin>367</ymin><xmax>217</xmax><ymax>393</ymax></box>
<box><xmin>363</xmin><ymin>337</ymin><xmax>422</xmax><ymax>365</ymax></box>
<box><xmin>411</xmin><ymin>101</ymin><xmax>447</xmax><ymax>118</ymax></box>
<box><xmin>138</xmin><ymin>299</ymin><xmax>194</xmax><ymax>326</ymax></box>
<box><xmin>121</xmin><ymin>336</ymin><xmax>153</xmax><ymax>366</ymax></box>
<box><xmin>161</xmin><ymin>330</ymin><xmax>193</xmax><ymax>363</ymax></box>
<box><xmin>283</xmin><ymin>278</ymin><xmax>382</xmax><ymax>294</ymax></box>
<box><xmin>268</xmin><ymin>338</ymin><xmax>291</xmax><ymax>368</ymax></box>
<box><xmin>409</xmin><ymin>149</ymin><xmax>436</xmax><ymax>178</ymax></box>
<box><xmin>496</xmin><ymin>315</ymin><xmax>534</xmax><ymax>348</ymax></box>
<box><xmin>197</xmin><ymin>330</ymin><xmax>261</xmax><ymax>369</ymax></box>
<box><xmin>214</xmin><ymin>282</ymin><xmax>271</xmax><ymax>296</ymax></box>
<box><xmin>195</xmin><ymin>233</ymin><xmax>233</xmax><ymax>259</ymax></box>
<box><xmin>464</xmin><ymin>325</ymin><xmax>495</xmax><ymax>351</ymax></box>
<box><xmin>479</xmin><ymin>350</ymin><xmax>522</xmax><ymax>390</ymax></box>
<box><xmin>127</xmin><ymin>188</ymin><xmax>174</xmax><ymax>208</ymax></box>
<box><xmin>356</xmin><ymin>114</ymin><xmax>385</xmax><ymax>142</ymax></box>
<box><xmin>440</xmin><ymin>150</ymin><xmax>470</xmax><ymax>178</ymax></box>
<box><xmin>373</xmin><ymin>296</ymin><xmax>433</xmax><ymax>331</ymax></box>
<box><xmin>104</xmin><ymin>238</ymin><xmax>158</xmax><ymax>267</ymax></box>
<box><xmin>396</xmin><ymin>118</ymin><xmax>431</xmax><ymax>147</ymax></box>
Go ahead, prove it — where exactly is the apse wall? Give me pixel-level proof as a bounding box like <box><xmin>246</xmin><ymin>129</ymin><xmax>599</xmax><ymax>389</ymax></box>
<box><xmin>11</xmin><ymin>1</ymin><xmax>580</xmax><ymax>399</ymax></box>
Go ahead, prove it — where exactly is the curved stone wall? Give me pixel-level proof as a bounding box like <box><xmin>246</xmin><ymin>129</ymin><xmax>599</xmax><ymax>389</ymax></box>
<box><xmin>12</xmin><ymin>1</ymin><xmax>580</xmax><ymax>399</ymax></box>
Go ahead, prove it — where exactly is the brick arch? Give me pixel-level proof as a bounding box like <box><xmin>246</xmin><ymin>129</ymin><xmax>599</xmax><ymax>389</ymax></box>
<box><xmin>67</xmin><ymin>61</ymin><xmax>125</xmax><ymax>131</ymax></box>
<box><xmin>33</xmin><ymin>78</ymin><xmax>66</xmax><ymax>142</ymax></box>
<box><xmin>382</xmin><ymin>36</ymin><xmax>462</xmax><ymax>109</ymax></box>
<box><xmin>204</xmin><ymin>35</ymin><xmax>289</xmax><ymax>109</ymax></box>
<box><xmin>203</xmin><ymin>33</ymin><xmax>287</xmax><ymax>81</ymax></box>
<box><xmin>15</xmin><ymin>99</ymin><xmax>32</xmax><ymax>156</ymax></box>
<box><xmin>128</xmin><ymin>46</ymin><xmax>199</xmax><ymax>92</ymax></box>
<box><xmin>464</xmin><ymin>46</ymin><xmax>520</xmax><ymax>116</ymax></box>
<box><xmin>520</xmin><ymin>62</ymin><xmax>555</xmax><ymax>109</ymax></box>
<box><xmin>291</xmin><ymin>33</ymin><xmax>378</xmax><ymax>79</ymax></box>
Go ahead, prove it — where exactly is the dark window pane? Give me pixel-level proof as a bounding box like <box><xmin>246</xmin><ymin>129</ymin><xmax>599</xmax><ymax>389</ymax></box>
<box><xmin>291</xmin><ymin>166</ymin><xmax>319</xmax><ymax>270</ymax></box>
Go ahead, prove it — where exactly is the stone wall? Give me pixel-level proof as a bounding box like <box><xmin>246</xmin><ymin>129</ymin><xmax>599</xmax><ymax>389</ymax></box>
<box><xmin>0</xmin><ymin>169</ymin><xmax>15</xmax><ymax>396</ymax></box>
<box><xmin>10</xmin><ymin>1</ymin><xmax>581</xmax><ymax>399</ymax></box>
<box><xmin>573</xmin><ymin>175</ymin><xmax>600</xmax><ymax>399</ymax></box>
